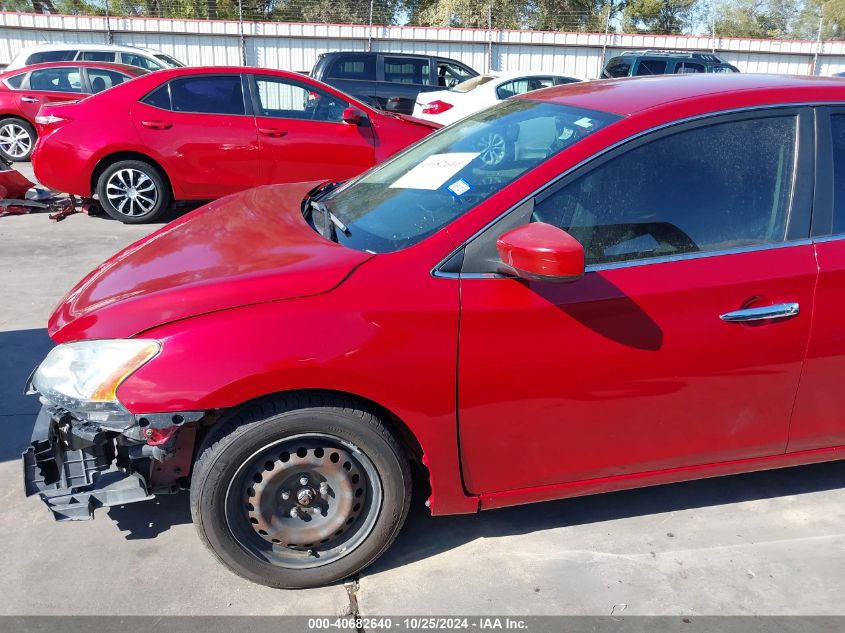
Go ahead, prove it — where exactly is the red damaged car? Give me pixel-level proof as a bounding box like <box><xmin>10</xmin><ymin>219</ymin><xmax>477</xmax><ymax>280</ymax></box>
<box><xmin>31</xmin><ymin>66</ymin><xmax>439</xmax><ymax>223</ymax></box>
<box><xmin>24</xmin><ymin>74</ymin><xmax>845</xmax><ymax>588</ymax></box>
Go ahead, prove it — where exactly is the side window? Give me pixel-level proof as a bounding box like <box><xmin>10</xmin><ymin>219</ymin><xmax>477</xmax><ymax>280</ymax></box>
<box><xmin>26</xmin><ymin>50</ymin><xmax>74</xmax><ymax>64</ymax></box>
<box><xmin>142</xmin><ymin>84</ymin><xmax>171</xmax><ymax>109</ymax></box>
<box><xmin>81</xmin><ymin>51</ymin><xmax>116</xmax><ymax>62</ymax></box>
<box><xmin>437</xmin><ymin>61</ymin><xmax>473</xmax><ymax>88</ymax></box>
<box><xmin>635</xmin><ymin>60</ymin><xmax>668</xmax><ymax>75</ymax></box>
<box><xmin>168</xmin><ymin>76</ymin><xmax>245</xmax><ymax>115</ymax></box>
<box><xmin>831</xmin><ymin>115</ymin><xmax>845</xmax><ymax>234</ymax></box>
<box><xmin>532</xmin><ymin>116</ymin><xmax>798</xmax><ymax>266</ymax></box>
<box><xmin>5</xmin><ymin>74</ymin><xmax>25</xmax><ymax>89</ymax></box>
<box><xmin>713</xmin><ymin>65</ymin><xmax>739</xmax><ymax>73</ymax></box>
<box><xmin>121</xmin><ymin>53</ymin><xmax>163</xmax><ymax>72</ymax></box>
<box><xmin>28</xmin><ymin>68</ymin><xmax>82</xmax><ymax>93</ymax></box>
<box><xmin>254</xmin><ymin>76</ymin><xmax>348</xmax><ymax>122</ymax></box>
<box><xmin>675</xmin><ymin>62</ymin><xmax>706</xmax><ymax>74</ymax></box>
<box><xmin>496</xmin><ymin>77</ymin><xmax>555</xmax><ymax>100</ymax></box>
<box><xmin>88</xmin><ymin>68</ymin><xmax>131</xmax><ymax>93</ymax></box>
<box><xmin>601</xmin><ymin>58</ymin><xmax>631</xmax><ymax>78</ymax></box>
<box><xmin>383</xmin><ymin>57</ymin><xmax>430</xmax><ymax>85</ymax></box>
<box><xmin>327</xmin><ymin>55</ymin><xmax>376</xmax><ymax>81</ymax></box>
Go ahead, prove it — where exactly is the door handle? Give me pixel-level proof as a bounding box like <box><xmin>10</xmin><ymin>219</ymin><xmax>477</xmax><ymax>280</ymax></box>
<box><xmin>21</xmin><ymin>96</ymin><xmax>39</xmax><ymax>103</ymax></box>
<box><xmin>258</xmin><ymin>127</ymin><xmax>287</xmax><ymax>138</ymax></box>
<box><xmin>720</xmin><ymin>302</ymin><xmax>800</xmax><ymax>323</ymax></box>
<box><xmin>141</xmin><ymin>120</ymin><xmax>173</xmax><ymax>130</ymax></box>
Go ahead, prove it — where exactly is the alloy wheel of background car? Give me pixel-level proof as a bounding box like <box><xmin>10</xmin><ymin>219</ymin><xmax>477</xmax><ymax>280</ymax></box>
<box><xmin>0</xmin><ymin>118</ymin><xmax>35</xmax><ymax>162</ymax></box>
<box><xmin>96</xmin><ymin>159</ymin><xmax>171</xmax><ymax>224</ymax></box>
<box><xmin>190</xmin><ymin>395</ymin><xmax>412</xmax><ymax>589</ymax></box>
<box><xmin>474</xmin><ymin>131</ymin><xmax>511</xmax><ymax>167</ymax></box>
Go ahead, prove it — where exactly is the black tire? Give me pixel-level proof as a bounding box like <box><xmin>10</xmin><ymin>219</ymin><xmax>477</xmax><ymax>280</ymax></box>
<box><xmin>96</xmin><ymin>159</ymin><xmax>171</xmax><ymax>224</ymax></box>
<box><xmin>0</xmin><ymin>117</ymin><xmax>36</xmax><ymax>162</ymax></box>
<box><xmin>190</xmin><ymin>394</ymin><xmax>412</xmax><ymax>589</ymax></box>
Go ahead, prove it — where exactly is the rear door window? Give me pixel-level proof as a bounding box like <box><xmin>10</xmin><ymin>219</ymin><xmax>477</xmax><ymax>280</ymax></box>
<box><xmin>28</xmin><ymin>67</ymin><xmax>83</xmax><ymax>93</ymax></box>
<box><xmin>830</xmin><ymin>114</ymin><xmax>845</xmax><ymax>234</ymax></box>
<box><xmin>635</xmin><ymin>59</ymin><xmax>668</xmax><ymax>75</ymax></box>
<box><xmin>141</xmin><ymin>84</ymin><xmax>171</xmax><ymax>109</ymax></box>
<box><xmin>327</xmin><ymin>55</ymin><xmax>376</xmax><ymax>81</ymax></box>
<box><xmin>383</xmin><ymin>57</ymin><xmax>431</xmax><ymax>85</ymax></box>
<box><xmin>87</xmin><ymin>68</ymin><xmax>132</xmax><ymax>93</ymax></box>
<box><xmin>168</xmin><ymin>76</ymin><xmax>245</xmax><ymax>115</ymax></box>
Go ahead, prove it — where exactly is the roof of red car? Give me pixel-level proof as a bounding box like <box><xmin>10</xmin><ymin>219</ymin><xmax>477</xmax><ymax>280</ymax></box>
<box><xmin>525</xmin><ymin>73</ymin><xmax>845</xmax><ymax>116</ymax></box>
<box><xmin>0</xmin><ymin>61</ymin><xmax>147</xmax><ymax>78</ymax></box>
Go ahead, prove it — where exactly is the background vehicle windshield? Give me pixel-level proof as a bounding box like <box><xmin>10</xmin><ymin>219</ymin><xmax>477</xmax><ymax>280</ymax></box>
<box><xmin>324</xmin><ymin>99</ymin><xmax>620</xmax><ymax>253</ymax></box>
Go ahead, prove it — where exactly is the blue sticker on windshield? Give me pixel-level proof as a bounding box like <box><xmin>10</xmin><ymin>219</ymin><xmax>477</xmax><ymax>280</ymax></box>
<box><xmin>448</xmin><ymin>179</ymin><xmax>471</xmax><ymax>197</ymax></box>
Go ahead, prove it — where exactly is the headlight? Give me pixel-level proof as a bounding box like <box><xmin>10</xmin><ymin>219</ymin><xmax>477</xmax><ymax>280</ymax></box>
<box><xmin>32</xmin><ymin>339</ymin><xmax>160</xmax><ymax>422</ymax></box>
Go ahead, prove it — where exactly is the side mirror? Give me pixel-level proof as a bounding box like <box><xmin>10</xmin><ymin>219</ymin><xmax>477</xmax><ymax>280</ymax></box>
<box><xmin>342</xmin><ymin>107</ymin><xmax>368</xmax><ymax>126</ymax></box>
<box><xmin>497</xmin><ymin>222</ymin><xmax>585</xmax><ymax>283</ymax></box>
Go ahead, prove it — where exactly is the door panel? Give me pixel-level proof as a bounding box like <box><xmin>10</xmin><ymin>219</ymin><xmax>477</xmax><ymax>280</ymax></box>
<box><xmin>456</xmin><ymin>109</ymin><xmax>816</xmax><ymax>494</ymax></box>
<box><xmin>250</xmin><ymin>75</ymin><xmax>374</xmax><ymax>185</ymax></box>
<box><xmin>131</xmin><ymin>75</ymin><xmax>259</xmax><ymax>199</ymax></box>
<box><xmin>458</xmin><ymin>247</ymin><xmax>817</xmax><ymax>494</ymax></box>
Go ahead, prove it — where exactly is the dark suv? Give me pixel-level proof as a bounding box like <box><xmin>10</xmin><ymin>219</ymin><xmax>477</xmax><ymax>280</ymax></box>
<box><xmin>311</xmin><ymin>52</ymin><xmax>478</xmax><ymax>114</ymax></box>
<box><xmin>601</xmin><ymin>50</ymin><xmax>739</xmax><ymax>78</ymax></box>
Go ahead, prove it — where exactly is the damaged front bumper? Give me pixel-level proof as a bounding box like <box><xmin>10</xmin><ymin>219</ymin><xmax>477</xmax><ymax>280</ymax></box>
<box><xmin>23</xmin><ymin>404</ymin><xmax>203</xmax><ymax>521</ymax></box>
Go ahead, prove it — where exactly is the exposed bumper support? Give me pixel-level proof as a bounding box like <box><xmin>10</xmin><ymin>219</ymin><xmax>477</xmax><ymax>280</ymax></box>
<box><xmin>23</xmin><ymin>406</ymin><xmax>153</xmax><ymax>521</ymax></box>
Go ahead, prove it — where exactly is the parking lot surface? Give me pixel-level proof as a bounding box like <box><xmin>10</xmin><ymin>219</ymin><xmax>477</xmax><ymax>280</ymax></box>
<box><xmin>2</xmin><ymin>163</ymin><xmax>845</xmax><ymax>616</ymax></box>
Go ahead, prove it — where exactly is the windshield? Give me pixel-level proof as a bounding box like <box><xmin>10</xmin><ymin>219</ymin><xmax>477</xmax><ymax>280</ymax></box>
<box><xmin>155</xmin><ymin>54</ymin><xmax>185</xmax><ymax>68</ymax></box>
<box><xmin>322</xmin><ymin>99</ymin><xmax>620</xmax><ymax>253</ymax></box>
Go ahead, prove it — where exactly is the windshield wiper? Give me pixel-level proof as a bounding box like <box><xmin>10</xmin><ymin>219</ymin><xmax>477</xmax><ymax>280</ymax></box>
<box><xmin>302</xmin><ymin>181</ymin><xmax>350</xmax><ymax>242</ymax></box>
<box><xmin>306</xmin><ymin>199</ymin><xmax>350</xmax><ymax>242</ymax></box>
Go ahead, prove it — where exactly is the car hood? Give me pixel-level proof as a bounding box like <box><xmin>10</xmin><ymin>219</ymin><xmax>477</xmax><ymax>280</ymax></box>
<box><xmin>49</xmin><ymin>182</ymin><xmax>373</xmax><ymax>342</ymax></box>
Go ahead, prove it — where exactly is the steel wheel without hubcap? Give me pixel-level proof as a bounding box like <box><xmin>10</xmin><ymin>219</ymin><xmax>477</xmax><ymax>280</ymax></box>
<box><xmin>105</xmin><ymin>168</ymin><xmax>159</xmax><ymax>218</ymax></box>
<box><xmin>225</xmin><ymin>433</ymin><xmax>382</xmax><ymax>570</ymax></box>
<box><xmin>0</xmin><ymin>121</ymin><xmax>33</xmax><ymax>160</ymax></box>
<box><xmin>475</xmin><ymin>132</ymin><xmax>508</xmax><ymax>166</ymax></box>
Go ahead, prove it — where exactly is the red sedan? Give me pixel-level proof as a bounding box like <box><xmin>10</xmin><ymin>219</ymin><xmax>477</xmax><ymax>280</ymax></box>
<box><xmin>0</xmin><ymin>61</ymin><xmax>147</xmax><ymax>162</ymax></box>
<box><xmin>23</xmin><ymin>74</ymin><xmax>845</xmax><ymax>588</ymax></box>
<box><xmin>32</xmin><ymin>66</ymin><xmax>440</xmax><ymax>223</ymax></box>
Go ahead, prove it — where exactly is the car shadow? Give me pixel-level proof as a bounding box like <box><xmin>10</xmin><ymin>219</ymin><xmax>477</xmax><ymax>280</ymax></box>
<box><xmin>97</xmin><ymin>459</ymin><xmax>845</xmax><ymax>576</ymax></box>
<box><xmin>0</xmin><ymin>328</ymin><xmax>54</xmax><ymax>462</ymax></box>
<box><xmin>365</xmin><ymin>459</ymin><xmax>845</xmax><ymax>575</ymax></box>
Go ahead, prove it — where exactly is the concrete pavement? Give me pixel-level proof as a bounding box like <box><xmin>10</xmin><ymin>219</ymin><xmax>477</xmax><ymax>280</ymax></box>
<box><xmin>1</xmin><ymin>163</ymin><xmax>844</xmax><ymax>616</ymax></box>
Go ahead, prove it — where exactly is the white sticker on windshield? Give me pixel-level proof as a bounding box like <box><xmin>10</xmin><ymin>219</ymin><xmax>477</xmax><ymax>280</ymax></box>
<box><xmin>573</xmin><ymin>117</ymin><xmax>594</xmax><ymax>129</ymax></box>
<box><xmin>448</xmin><ymin>179</ymin><xmax>471</xmax><ymax>197</ymax></box>
<box><xmin>389</xmin><ymin>152</ymin><xmax>479</xmax><ymax>190</ymax></box>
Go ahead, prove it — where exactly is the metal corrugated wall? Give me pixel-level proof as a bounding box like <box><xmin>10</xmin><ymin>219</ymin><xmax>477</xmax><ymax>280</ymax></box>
<box><xmin>1</xmin><ymin>12</ymin><xmax>844</xmax><ymax>77</ymax></box>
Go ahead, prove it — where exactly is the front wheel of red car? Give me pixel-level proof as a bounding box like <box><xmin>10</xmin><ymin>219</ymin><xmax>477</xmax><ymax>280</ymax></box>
<box><xmin>96</xmin><ymin>159</ymin><xmax>171</xmax><ymax>224</ymax></box>
<box><xmin>190</xmin><ymin>395</ymin><xmax>412</xmax><ymax>589</ymax></box>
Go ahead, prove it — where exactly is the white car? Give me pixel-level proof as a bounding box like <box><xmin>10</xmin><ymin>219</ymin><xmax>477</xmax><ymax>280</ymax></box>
<box><xmin>6</xmin><ymin>44</ymin><xmax>184</xmax><ymax>72</ymax></box>
<box><xmin>413</xmin><ymin>71</ymin><xmax>581</xmax><ymax>125</ymax></box>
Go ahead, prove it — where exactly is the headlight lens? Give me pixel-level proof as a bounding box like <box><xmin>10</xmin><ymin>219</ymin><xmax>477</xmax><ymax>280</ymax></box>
<box><xmin>32</xmin><ymin>339</ymin><xmax>160</xmax><ymax>420</ymax></box>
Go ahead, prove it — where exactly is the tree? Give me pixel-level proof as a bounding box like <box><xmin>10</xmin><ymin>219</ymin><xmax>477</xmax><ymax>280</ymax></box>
<box><xmin>713</xmin><ymin>0</ymin><xmax>803</xmax><ymax>38</ymax></box>
<box><xmin>528</xmin><ymin>0</ymin><xmax>617</xmax><ymax>32</ymax></box>
<box><xmin>623</xmin><ymin>0</ymin><xmax>699</xmax><ymax>34</ymax></box>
